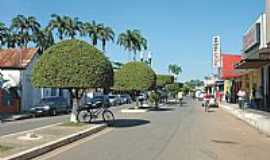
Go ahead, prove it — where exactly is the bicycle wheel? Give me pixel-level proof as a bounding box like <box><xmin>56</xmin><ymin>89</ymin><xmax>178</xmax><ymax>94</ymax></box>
<box><xmin>102</xmin><ymin>110</ymin><xmax>115</xmax><ymax>126</ymax></box>
<box><xmin>77</xmin><ymin>110</ymin><xmax>92</xmax><ymax>123</ymax></box>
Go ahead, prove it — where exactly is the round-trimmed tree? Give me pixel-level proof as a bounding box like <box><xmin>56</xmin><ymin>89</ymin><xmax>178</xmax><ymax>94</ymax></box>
<box><xmin>32</xmin><ymin>39</ymin><xmax>113</xmax><ymax>122</ymax></box>
<box><xmin>114</xmin><ymin>62</ymin><xmax>156</xmax><ymax>91</ymax></box>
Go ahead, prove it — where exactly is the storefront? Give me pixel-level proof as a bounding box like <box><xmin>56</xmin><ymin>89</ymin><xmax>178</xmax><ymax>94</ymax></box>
<box><xmin>221</xmin><ymin>54</ymin><xmax>242</xmax><ymax>103</ymax></box>
<box><xmin>235</xmin><ymin>11</ymin><xmax>270</xmax><ymax>111</ymax></box>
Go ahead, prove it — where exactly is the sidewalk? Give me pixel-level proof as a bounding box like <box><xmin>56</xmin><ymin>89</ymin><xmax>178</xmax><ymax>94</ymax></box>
<box><xmin>220</xmin><ymin>102</ymin><xmax>270</xmax><ymax>136</ymax></box>
<box><xmin>0</xmin><ymin>122</ymin><xmax>106</xmax><ymax>160</ymax></box>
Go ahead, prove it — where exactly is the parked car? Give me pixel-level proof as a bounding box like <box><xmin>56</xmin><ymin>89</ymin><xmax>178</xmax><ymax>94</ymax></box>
<box><xmin>108</xmin><ymin>95</ymin><xmax>122</xmax><ymax>106</ymax></box>
<box><xmin>87</xmin><ymin>95</ymin><xmax>111</xmax><ymax>108</ymax></box>
<box><xmin>120</xmin><ymin>94</ymin><xmax>132</xmax><ymax>104</ymax></box>
<box><xmin>30</xmin><ymin>97</ymin><xmax>69</xmax><ymax>117</ymax></box>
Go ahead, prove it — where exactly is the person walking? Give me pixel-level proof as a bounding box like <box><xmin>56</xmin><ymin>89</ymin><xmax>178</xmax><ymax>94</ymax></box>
<box><xmin>237</xmin><ymin>88</ymin><xmax>247</xmax><ymax>109</ymax></box>
<box><xmin>177</xmin><ymin>91</ymin><xmax>184</xmax><ymax>106</ymax></box>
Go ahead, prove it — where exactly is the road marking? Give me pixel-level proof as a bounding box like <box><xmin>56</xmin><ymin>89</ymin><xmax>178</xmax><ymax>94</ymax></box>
<box><xmin>0</xmin><ymin>123</ymin><xmax>62</xmax><ymax>138</ymax></box>
<box><xmin>33</xmin><ymin>128</ymin><xmax>113</xmax><ymax>160</ymax></box>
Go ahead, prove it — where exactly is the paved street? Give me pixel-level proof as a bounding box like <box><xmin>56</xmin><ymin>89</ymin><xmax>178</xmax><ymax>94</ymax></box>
<box><xmin>0</xmin><ymin>104</ymin><xmax>129</xmax><ymax>137</ymax></box>
<box><xmin>33</xmin><ymin>98</ymin><xmax>270</xmax><ymax>160</ymax></box>
<box><xmin>0</xmin><ymin>115</ymin><xmax>69</xmax><ymax>136</ymax></box>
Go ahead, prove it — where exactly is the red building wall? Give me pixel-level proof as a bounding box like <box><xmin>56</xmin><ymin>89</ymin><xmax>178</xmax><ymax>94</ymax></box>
<box><xmin>221</xmin><ymin>54</ymin><xmax>241</xmax><ymax>80</ymax></box>
<box><xmin>0</xmin><ymin>89</ymin><xmax>20</xmax><ymax>113</ymax></box>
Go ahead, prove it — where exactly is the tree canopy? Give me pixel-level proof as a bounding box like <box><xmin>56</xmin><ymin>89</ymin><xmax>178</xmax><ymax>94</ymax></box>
<box><xmin>156</xmin><ymin>74</ymin><xmax>174</xmax><ymax>87</ymax></box>
<box><xmin>32</xmin><ymin>39</ymin><xmax>113</xmax><ymax>89</ymax></box>
<box><xmin>165</xmin><ymin>83</ymin><xmax>183</xmax><ymax>97</ymax></box>
<box><xmin>114</xmin><ymin>62</ymin><xmax>156</xmax><ymax>91</ymax></box>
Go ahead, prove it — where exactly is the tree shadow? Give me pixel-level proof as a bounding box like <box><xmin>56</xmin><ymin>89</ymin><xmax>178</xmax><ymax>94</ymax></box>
<box><xmin>149</xmin><ymin>108</ymin><xmax>175</xmax><ymax>112</ymax></box>
<box><xmin>92</xmin><ymin>119</ymin><xmax>150</xmax><ymax>128</ymax></box>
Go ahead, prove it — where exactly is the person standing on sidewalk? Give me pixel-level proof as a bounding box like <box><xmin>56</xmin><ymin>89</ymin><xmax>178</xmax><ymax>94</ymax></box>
<box><xmin>237</xmin><ymin>88</ymin><xmax>247</xmax><ymax>109</ymax></box>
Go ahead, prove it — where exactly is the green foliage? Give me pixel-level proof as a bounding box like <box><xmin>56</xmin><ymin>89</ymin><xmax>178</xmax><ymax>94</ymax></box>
<box><xmin>114</xmin><ymin>62</ymin><xmax>156</xmax><ymax>91</ymax></box>
<box><xmin>149</xmin><ymin>91</ymin><xmax>161</xmax><ymax>107</ymax></box>
<box><xmin>165</xmin><ymin>83</ymin><xmax>183</xmax><ymax>97</ymax></box>
<box><xmin>117</xmin><ymin>29</ymin><xmax>147</xmax><ymax>61</ymax></box>
<box><xmin>156</xmin><ymin>74</ymin><xmax>174</xmax><ymax>87</ymax></box>
<box><xmin>185</xmin><ymin>79</ymin><xmax>204</xmax><ymax>89</ymax></box>
<box><xmin>0</xmin><ymin>145</ymin><xmax>12</xmax><ymax>152</ymax></box>
<box><xmin>112</xmin><ymin>61</ymin><xmax>123</xmax><ymax>71</ymax></box>
<box><xmin>32</xmin><ymin>39</ymin><xmax>113</xmax><ymax>89</ymax></box>
<box><xmin>168</xmin><ymin>64</ymin><xmax>182</xmax><ymax>78</ymax></box>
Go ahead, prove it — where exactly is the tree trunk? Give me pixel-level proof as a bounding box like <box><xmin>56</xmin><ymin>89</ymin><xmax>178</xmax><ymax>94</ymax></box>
<box><xmin>70</xmin><ymin>89</ymin><xmax>79</xmax><ymax>123</ymax></box>
<box><xmin>102</xmin><ymin>40</ymin><xmax>106</xmax><ymax>52</ymax></box>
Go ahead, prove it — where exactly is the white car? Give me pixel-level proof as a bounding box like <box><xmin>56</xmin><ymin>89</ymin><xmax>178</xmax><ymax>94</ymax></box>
<box><xmin>198</xmin><ymin>92</ymin><xmax>205</xmax><ymax>101</ymax></box>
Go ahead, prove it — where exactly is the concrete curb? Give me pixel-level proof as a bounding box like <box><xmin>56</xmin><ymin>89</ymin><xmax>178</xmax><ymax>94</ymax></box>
<box><xmin>220</xmin><ymin>104</ymin><xmax>270</xmax><ymax>136</ymax></box>
<box><xmin>2</xmin><ymin>124</ymin><xmax>107</xmax><ymax>160</ymax></box>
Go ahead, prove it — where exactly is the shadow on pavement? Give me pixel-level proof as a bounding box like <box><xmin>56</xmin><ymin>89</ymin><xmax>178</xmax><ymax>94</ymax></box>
<box><xmin>149</xmin><ymin>108</ymin><xmax>175</xmax><ymax>112</ymax></box>
<box><xmin>111</xmin><ymin>119</ymin><xmax>150</xmax><ymax>128</ymax></box>
<box><xmin>92</xmin><ymin>119</ymin><xmax>150</xmax><ymax>128</ymax></box>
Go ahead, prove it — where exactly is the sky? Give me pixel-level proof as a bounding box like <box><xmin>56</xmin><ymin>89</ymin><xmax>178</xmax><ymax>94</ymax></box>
<box><xmin>0</xmin><ymin>0</ymin><xmax>265</xmax><ymax>81</ymax></box>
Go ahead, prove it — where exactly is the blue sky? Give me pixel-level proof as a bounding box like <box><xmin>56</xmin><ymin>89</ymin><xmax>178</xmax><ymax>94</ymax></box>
<box><xmin>0</xmin><ymin>0</ymin><xmax>265</xmax><ymax>81</ymax></box>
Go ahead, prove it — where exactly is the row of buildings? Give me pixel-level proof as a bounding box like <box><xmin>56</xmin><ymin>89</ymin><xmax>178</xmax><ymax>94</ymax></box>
<box><xmin>205</xmin><ymin>0</ymin><xmax>270</xmax><ymax>112</ymax></box>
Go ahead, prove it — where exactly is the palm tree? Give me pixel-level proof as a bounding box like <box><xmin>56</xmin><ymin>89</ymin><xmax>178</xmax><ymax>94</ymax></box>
<box><xmin>0</xmin><ymin>22</ymin><xmax>9</xmax><ymax>48</ymax></box>
<box><xmin>63</xmin><ymin>16</ymin><xmax>83</xmax><ymax>39</ymax></box>
<box><xmin>10</xmin><ymin>15</ymin><xmax>41</xmax><ymax>48</ymax></box>
<box><xmin>10</xmin><ymin>15</ymin><xmax>28</xmax><ymax>47</ymax></box>
<box><xmin>99</xmin><ymin>25</ymin><xmax>114</xmax><ymax>52</ymax></box>
<box><xmin>168</xmin><ymin>64</ymin><xmax>182</xmax><ymax>81</ymax></box>
<box><xmin>33</xmin><ymin>28</ymin><xmax>54</xmax><ymax>54</ymax></box>
<box><xmin>6</xmin><ymin>31</ymin><xmax>19</xmax><ymax>48</ymax></box>
<box><xmin>48</xmin><ymin>14</ymin><xmax>66</xmax><ymax>40</ymax></box>
<box><xmin>27</xmin><ymin>16</ymin><xmax>41</xmax><ymax>33</ymax></box>
<box><xmin>83</xmin><ymin>21</ymin><xmax>103</xmax><ymax>46</ymax></box>
<box><xmin>117</xmin><ymin>29</ymin><xmax>147</xmax><ymax>61</ymax></box>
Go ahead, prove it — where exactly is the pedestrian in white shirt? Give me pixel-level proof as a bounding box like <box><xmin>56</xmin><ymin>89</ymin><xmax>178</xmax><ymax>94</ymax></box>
<box><xmin>237</xmin><ymin>88</ymin><xmax>246</xmax><ymax>109</ymax></box>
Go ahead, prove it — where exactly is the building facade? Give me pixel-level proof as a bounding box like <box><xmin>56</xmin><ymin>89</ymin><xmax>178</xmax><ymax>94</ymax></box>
<box><xmin>0</xmin><ymin>48</ymin><xmax>69</xmax><ymax>113</ymax></box>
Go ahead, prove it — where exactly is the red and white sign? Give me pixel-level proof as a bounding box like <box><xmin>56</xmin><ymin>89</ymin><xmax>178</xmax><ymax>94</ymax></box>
<box><xmin>212</xmin><ymin>36</ymin><xmax>221</xmax><ymax>68</ymax></box>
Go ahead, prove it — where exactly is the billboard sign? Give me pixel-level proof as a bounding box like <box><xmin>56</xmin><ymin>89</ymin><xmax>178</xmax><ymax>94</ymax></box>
<box><xmin>243</xmin><ymin>23</ymin><xmax>260</xmax><ymax>52</ymax></box>
<box><xmin>212</xmin><ymin>36</ymin><xmax>221</xmax><ymax>68</ymax></box>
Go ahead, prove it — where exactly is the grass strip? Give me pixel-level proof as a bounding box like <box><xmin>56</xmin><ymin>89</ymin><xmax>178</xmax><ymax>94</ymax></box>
<box><xmin>0</xmin><ymin>145</ymin><xmax>13</xmax><ymax>152</ymax></box>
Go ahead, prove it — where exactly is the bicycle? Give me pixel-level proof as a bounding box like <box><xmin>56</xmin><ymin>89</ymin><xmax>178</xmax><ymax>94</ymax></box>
<box><xmin>77</xmin><ymin>102</ymin><xmax>115</xmax><ymax>126</ymax></box>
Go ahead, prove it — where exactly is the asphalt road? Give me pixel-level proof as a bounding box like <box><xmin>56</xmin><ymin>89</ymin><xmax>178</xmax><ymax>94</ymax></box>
<box><xmin>35</xmin><ymin>98</ymin><xmax>270</xmax><ymax>160</ymax></box>
<box><xmin>0</xmin><ymin>104</ymin><xmax>129</xmax><ymax>137</ymax></box>
<box><xmin>0</xmin><ymin>115</ymin><xmax>69</xmax><ymax>136</ymax></box>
